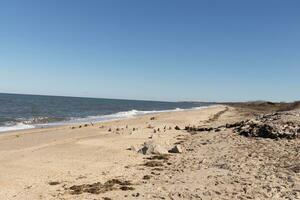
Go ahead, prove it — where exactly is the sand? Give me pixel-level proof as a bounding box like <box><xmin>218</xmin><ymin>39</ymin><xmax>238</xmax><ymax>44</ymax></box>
<box><xmin>0</xmin><ymin>105</ymin><xmax>299</xmax><ymax>200</ymax></box>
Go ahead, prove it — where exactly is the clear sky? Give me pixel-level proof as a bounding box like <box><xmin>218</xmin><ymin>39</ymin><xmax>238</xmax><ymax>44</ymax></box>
<box><xmin>0</xmin><ymin>0</ymin><xmax>299</xmax><ymax>102</ymax></box>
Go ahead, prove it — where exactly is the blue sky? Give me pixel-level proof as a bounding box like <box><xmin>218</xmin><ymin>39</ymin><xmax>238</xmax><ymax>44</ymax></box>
<box><xmin>0</xmin><ymin>0</ymin><xmax>299</xmax><ymax>102</ymax></box>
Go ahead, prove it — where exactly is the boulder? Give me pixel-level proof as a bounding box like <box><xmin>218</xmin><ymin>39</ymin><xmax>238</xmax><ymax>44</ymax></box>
<box><xmin>138</xmin><ymin>142</ymin><xmax>168</xmax><ymax>155</ymax></box>
<box><xmin>169</xmin><ymin>145</ymin><xmax>183</xmax><ymax>153</ymax></box>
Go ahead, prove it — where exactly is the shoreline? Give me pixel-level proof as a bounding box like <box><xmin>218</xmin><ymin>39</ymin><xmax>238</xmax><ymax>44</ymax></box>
<box><xmin>0</xmin><ymin>105</ymin><xmax>218</xmax><ymax>134</ymax></box>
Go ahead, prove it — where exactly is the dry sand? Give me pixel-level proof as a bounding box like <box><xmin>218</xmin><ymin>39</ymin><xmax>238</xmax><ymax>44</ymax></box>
<box><xmin>0</xmin><ymin>105</ymin><xmax>299</xmax><ymax>200</ymax></box>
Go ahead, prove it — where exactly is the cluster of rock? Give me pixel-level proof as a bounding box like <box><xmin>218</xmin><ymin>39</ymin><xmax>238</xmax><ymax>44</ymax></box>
<box><xmin>129</xmin><ymin>142</ymin><xmax>183</xmax><ymax>155</ymax></box>
<box><xmin>185</xmin><ymin>112</ymin><xmax>300</xmax><ymax>140</ymax></box>
<box><xmin>230</xmin><ymin>119</ymin><xmax>300</xmax><ymax>139</ymax></box>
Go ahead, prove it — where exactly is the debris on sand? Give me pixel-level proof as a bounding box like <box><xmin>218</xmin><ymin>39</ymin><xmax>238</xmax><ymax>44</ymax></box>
<box><xmin>68</xmin><ymin>179</ymin><xmax>134</xmax><ymax>195</ymax></box>
<box><xmin>102</xmin><ymin>197</ymin><xmax>112</xmax><ymax>200</ymax></box>
<box><xmin>48</xmin><ymin>181</ymin><xmax>60</xmax><ymax>186</ymax></box>
<box><xmin>185</xmin><ymin>126</ymin><xmax>214</xmax><ymax>132</ymax></box>
<box><xmin>146</xmin><ymin>154</ymin><xmax>170</xmax><ymax>161</ymax></box>
<box><xmin>143</xmin><ymin>161</ymin><xmax>164</xmax><ymax>167</ymax></box>
<box><xmin>143</xmin><ymin>175</ymin><xmax>152</xmax><ymax>180</ymax></box>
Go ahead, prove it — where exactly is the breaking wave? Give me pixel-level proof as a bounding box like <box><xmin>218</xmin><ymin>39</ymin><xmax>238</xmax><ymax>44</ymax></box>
<box><xmin>0</xmin><ymin>105</ymin><xmax>214</xmax><ymax>133</ymax></box>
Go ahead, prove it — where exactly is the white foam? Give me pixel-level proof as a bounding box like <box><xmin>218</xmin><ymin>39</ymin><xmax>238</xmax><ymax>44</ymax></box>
<box><xmin>0</xmin><ymin>123</ymin><xmax>35</xmax><ymax>133</ymax></box>
<box><xmin>51</xmin><ymin>106</ymin><xmax>213</xmax><ymax>126</ymax></box>
<box><xmin>38</xmin><ymin>108</ymin><xmax>182</xmax><ymax>126</ymax></box>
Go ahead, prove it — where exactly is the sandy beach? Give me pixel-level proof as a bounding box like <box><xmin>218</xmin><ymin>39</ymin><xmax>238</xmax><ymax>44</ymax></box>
<box><xmin>0</xmin><ymin>105</ymin><xmax>299</xmax><ymax>200</ymax></box>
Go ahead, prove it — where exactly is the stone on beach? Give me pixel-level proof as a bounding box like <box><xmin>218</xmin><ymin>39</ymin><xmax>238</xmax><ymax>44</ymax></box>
<box><xmin>169</xmin><ymin>145</ymin><xmax>183</xmax><ymax>153</ymax></box>
<box><xmin>137</xmin><ymin>142</ymin><xmax>168</xmax><ymax>155</ymax></box>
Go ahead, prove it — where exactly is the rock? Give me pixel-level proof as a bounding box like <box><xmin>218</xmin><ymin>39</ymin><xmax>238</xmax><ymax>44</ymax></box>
<box><xmin>169</xmin><ymin>145</ymin><xmax>183</xmax><ymax>153</ymax></box>
<box><xmin>174</xmin><ymin>126</ymin><xmax>181</xmax><ymax>130</ymax></box>
<box><xmin>150</xmin><ymin>117</ymin><xmax>156</xmax><ymax>120</ymax></box>
<box><xmin>138</xmin><ymin>142</ymin><xmax>168</xmax><ymax>155</ymax></box>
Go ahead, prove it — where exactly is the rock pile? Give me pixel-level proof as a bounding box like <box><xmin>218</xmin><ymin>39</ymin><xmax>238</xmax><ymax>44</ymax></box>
<box><xmin>231</xmin><ymin>119</ymin><xmax>300</xmax><ymax>139</ymax></box>
<box><xmin>185</xmin><ymin>112</ymin><xmax>300</xmax><ymax>140</ymax></box>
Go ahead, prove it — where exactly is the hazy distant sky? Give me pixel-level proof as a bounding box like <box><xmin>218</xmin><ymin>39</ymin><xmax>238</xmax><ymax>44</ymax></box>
<box><xmin>0</xmin><ymin>0</ymin><xmax>299</xmax><ymax>102</ymax></box>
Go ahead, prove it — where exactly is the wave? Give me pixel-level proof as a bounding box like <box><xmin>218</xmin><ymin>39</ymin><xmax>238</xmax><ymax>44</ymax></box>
<box><xmin>0</xmin><ymin>105</ymin><xmax>215</xmax><ymax>133</ymax></box>
<box><xmin>0</xmin><ymin>123</ymin><xmax>35</xmax><ymax>133</ymax></box>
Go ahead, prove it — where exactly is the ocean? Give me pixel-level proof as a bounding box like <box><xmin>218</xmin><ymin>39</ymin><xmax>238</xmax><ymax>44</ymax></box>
<box><xmin>0</xmin><ymin>93</ymin><xmax>214</xmax><ymax>132</ymax></box>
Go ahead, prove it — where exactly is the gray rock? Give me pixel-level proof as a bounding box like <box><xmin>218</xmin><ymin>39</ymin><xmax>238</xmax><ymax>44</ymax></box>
<box><xmin>169</xmin><ymin>145</ymin><xmax>183</xmax><ymax>153</ymax></box>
